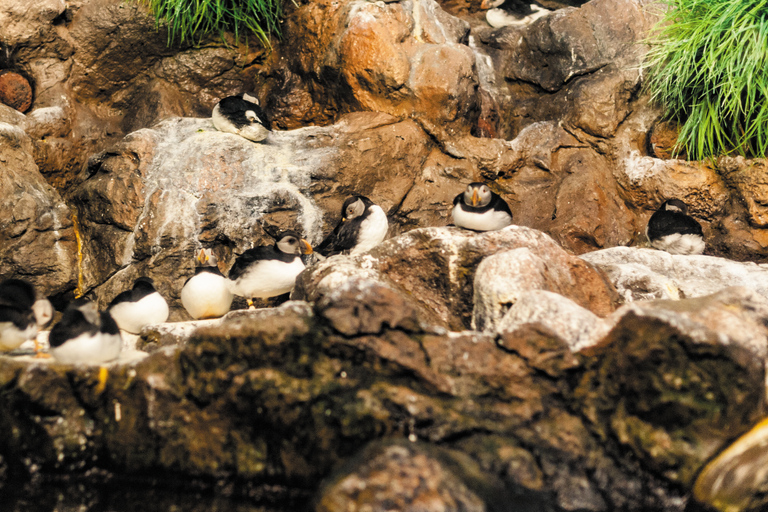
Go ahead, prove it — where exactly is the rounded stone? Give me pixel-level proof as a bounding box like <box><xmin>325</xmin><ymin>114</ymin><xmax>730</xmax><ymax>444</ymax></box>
<box><xmin>0</xmin><ymin>71</ymin><xmax>33</xmax><ymax>113</ymax></box>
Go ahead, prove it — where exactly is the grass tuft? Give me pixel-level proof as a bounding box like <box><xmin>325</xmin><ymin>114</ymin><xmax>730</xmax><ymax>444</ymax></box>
<box><xmin>141</xmin><ymin>0</ymin><xmax>284</xmax><ymax>48</ymax></box>
<box><xmin>643</xmin><ymin>0</ymin><xmax>768</xmax><ymax>160</ymax></box>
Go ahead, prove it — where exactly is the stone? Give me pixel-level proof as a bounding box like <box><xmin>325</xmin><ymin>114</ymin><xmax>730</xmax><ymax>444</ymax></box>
<box><xmin>580</xmin><ymin>246</ymin><xmax>768</xmax><ymax>303</ymax></box>
<box><xmin>0</xmin><ymin>122</ymin><xmax>77</xmax><ymax>298</ymax></box>
<box><xmin>315</xmin><ymin>441</ymin><xmax>487</xmax><ymax>512</ymax></box>
<box><xmin>577</xmin><ymin>287</ymin><xmax>768</xmax><ymax>486</ymax></box>
<box><xmin>71</xmin><ymin>113</ymin><xmax>431</xmax><ymax>319</ymax></box>
<box><xmin>0</xmin><ymin>71</ymin><xmax>33</xmax><ymax>112</ymax></box>
<box><xmin>297</xmin><ymin>225</ymin><xmax>620</xmax><ymax>331</ymax></box>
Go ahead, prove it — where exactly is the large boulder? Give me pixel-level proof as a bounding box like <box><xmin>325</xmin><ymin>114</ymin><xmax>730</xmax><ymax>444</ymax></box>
<box><xmin>0</xmin><ymin>114</ymin><xmax>77</xmax><ymax>297</ymax></box>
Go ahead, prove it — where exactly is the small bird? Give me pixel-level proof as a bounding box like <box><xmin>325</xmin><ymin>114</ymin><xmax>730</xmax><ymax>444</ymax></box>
<box><xmin>316</xmin><ymin>195</ymin><xmax>389</xmax><ymax>256</ymax></box>
<box><xmin>228</xmin><ymin>231</ymin><xmax>313</xmax><ymax>307</ymax></box>
<box><xmin>452</xmin><ymin>182</ymin><xmax>513</xmax><ymax>231</ymax></box>
<box><xmin>49</xmin><ymin>299</ymin><xmax>122</xmax><ymax>365</ymax></box>
<box><xmin>181</xmin><ymin>248</ymin><xmax>234</xmax><ymax>320</ymax></box>
<box><xmin>480</xmin><ymin>0</ymin><xmax>551</xmax><ymax>29</ymax></box>
<box><xmin>107</xmin><ymin>277</ymin><xmax>169</xmax><ymax>334</ymax></box>
<box><xmin>646</xmin><ymin>198</ymin><xmax>705</xmax><ymax>255</ymax></box>
<box><xmin>0</xmin><ymin>279</ymin><xmax>40</xmax><ymax>352</ymax></box>
<box><xmin>212</xmin><ymin>92</ymin><xmax>271</xmax><ymax>142</ymax></box>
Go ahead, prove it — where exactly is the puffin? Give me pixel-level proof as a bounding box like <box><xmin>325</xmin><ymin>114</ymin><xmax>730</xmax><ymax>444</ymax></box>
<box><xmin>0</xmin><ymin>278</ymin><xmax>53</xmax><ymax>353</ymax></box>
<box><xmin>480</xmin><ymin>0</ymin><xmax>551</xmax><ymax>29</ymax></box>
<box><xmin>228</xmin><ymin>231</ymin><xmax>313</xmax><ymax>307</ymax></box>
<box><xmin>107</xmin><ymin>277</ymin><xmax>169</xmax><ymax>334</ymax></box>
<box><xmin>316</xmin><ymin>195</ymin><xmax>389</xmax><ymax>257</ymax></box>
<box><xmin>452</xmin><ymin>182</ymin><xmax>513</xmax><ymax>232</ymax></box>
<box><xmin>646</xmin><ymin>198</ymin><xmax>705</xmax><ymax>255</ymax></box>
<box><xmin>211</xmin><ymin>92</ymin><xmax>271</xmax><ymax>142</ymax></box>
<box><xmin>49</xmin><ymin>299</ymin><xmax>122</xmax><ymax>365</ymax></box>
<box><xmin>181</xmin><ymin>248</ymin><xmax>234</xmax><ymax>320</ymax></box>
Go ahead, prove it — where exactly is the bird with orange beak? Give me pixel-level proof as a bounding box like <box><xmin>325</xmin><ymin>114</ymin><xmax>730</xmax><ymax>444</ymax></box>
<box><xmin>228</xmin><ymin>231</ymin><xmax>313</xmax><ymax>308</ymax></box>
<box><xmin>452</xmin><ymin>182</ymin><xmax>513</xmax><ymax>232</ymax></box>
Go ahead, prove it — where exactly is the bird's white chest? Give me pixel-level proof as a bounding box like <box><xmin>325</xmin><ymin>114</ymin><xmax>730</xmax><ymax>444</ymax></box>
<box><xmin>50</xmin><ymin>331</ymin><xmax>122</xmax><ymax>365</ymax></box>
<box><xmin>452</xmin><ymin>205</ymin><xmax>512</xmax><ymax>231</ymax></box>
<box><xmin>110</xmin><ymin>293</ymin><xmax>169</xmax><ymax>334</ymax></box>
<box><xmin>211</xmin><ymin>105</ymin><xmax>269</xmax><ymax>142</ymax></box>
<box><xmin>181</xmin><ymin>272</ymin><xmax>234</xmax><ymax>319</ymax></box>
<box><xmin>650</xmin><ymin>233</ymin><xmax>705</xmax><ymax>255</ymax></box>
<box><xmin>230</xmin><ymin>257</ymin><xmax>305</xmax><ymax>298</ymax></box>
<box><xmin>0</xmin><ymin>322</ymin><xmax>36</xmax><ymax>351</ymax></box>
<box><xmin>351</xmin><ymin>205</ymin><xmax>389</xmax><ymax>255</ymax></box>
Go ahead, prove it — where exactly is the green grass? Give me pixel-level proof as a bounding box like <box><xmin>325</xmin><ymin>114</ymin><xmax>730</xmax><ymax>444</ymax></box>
<box><xmin>643</xmin><ymin>0</ymin><xmax>768</xmax><ymax>160</ymax></box>
<box><xmin>141</xmin><ymin>0</ymin><xmax>284</xmax><ymax>48</ymax></box>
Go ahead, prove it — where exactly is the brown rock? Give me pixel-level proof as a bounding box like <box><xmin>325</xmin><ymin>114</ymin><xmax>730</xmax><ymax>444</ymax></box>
<box><xmin>648</xmin><ymin>120</ymin><xmax>686</xmax><ymax>160</ymax></box>
<box><xmin>0</xmin><ymin>71</ymin><xmax>33</xmax><ymax>112</ymax></box>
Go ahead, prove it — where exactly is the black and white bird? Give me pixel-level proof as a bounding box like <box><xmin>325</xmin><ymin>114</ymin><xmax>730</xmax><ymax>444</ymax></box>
<box><xmin>452</xmin><ymin>182</ymin><xmax>513</xmax><ymax>232</ymax></box>
<box><xmin>316</xmin><ymin>195</ymin><xmax>389</xmax><ymax>257</ymax></box>
<box><xmin>480</xmin><ymin>0</ymin><xmax>551</xmax><ymax>29</ymax></box>
<box><xmin>646</xmin><ymin>198</ymin><xmax>705</xmax><ymax>255</ymax></box>
<box><xmin>49</xmin><ymin>299</ymin><xmax>122</xmax><ymax>365</ymax></box>
<box><xmin>107</xmin><ymin>277</ymin><xmax>169</xmax><ymax>334</ymax></box>
<box><xmin>228</xmin><ymin>231</ymin><xmax>313</xmax><ymax>307</ymax></box>
<box><xmin>181</xmin><ymin>248</ymin><xmax>233</xmax><ymax>320</ymax></box>
<box><xmin>212</xmin><ymin>92</ymin><xmax>271</xmax><ymax>142</ymax></box>
<box><xmin>0</xmin><ymin>279</ymin><xmax>53</xmax><ymax>353</ymax></box>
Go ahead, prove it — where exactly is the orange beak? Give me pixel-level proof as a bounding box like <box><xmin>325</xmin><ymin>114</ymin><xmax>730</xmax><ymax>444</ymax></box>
<box><xmin>197</xmin><ymin>248</ymin><xmax>208</xmax><ymax>265</ymax></box>
<box><xmin>480</xmin><ymin>0</ymin><xmax>492</xmax><ymax>9</ymax></box>
<box><xmin>471</xmin><ymin>189</ymin><xmax>480</xmax><ymax>207</ymax></box>
<box><xmin>300</xmin><ymin>239</ymin><xmax>313</xmax><ymax>255</ymax></box>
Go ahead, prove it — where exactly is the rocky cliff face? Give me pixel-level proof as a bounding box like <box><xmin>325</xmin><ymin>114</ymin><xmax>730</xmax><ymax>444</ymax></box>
<box><xmin>3</xmin><ymin>0</ymin><xmax>768</xmax><ymax>510</ymax></box>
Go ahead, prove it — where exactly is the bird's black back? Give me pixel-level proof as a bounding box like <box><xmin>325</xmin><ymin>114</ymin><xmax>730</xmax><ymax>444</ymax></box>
<box><xmin>218</xmin><ymin>96</ymin><xmax>271</xmax><ymax>130</ymax></box>
<box><xmin>647</xmin><ymin>210</ymin><xmax>703</xmax><ymax>239</ymax></box>
<box><xmin>108</xmin><ymin>278</ymin><xmax>157</xmax><ymax>308</ymax></box>
<box><xmin>228</xmin><ymin>245</ymin><xmax>298</xmax><ymax>280</ymax></box>
<box><xmin>48</xmin><ymin>307</ymin><xmax>98</xmax><ymax>348</ymax></box>
<box><xmin>316</xmin><ymin>196</ymin><xmax>375</xmax><ymax>256</ymax></box>
<box><xmin>0</xmin><ymin>279</ymin><xmax>36</xmax><ymax>309</ymax></box>
<box><xmin>183</xmin><ymin>265</ymin><xmax>225</xmax><ymax>286</ymax></box>
<box><xmin>0</xmin><ymin>305</ymin><xmax>35</xmax><ymax>330</ymax></box>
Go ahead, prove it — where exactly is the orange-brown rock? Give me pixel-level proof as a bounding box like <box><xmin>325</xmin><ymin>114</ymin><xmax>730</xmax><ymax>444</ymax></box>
<box><xmin>0</xmin><ymin>71</ymin><xmax>32</xmax><ymax>112</ymax></box>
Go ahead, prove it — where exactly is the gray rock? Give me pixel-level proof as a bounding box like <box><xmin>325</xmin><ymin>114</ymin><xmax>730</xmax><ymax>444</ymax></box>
<box><xmin>580</xmin><ymin>246</ymin><xmax>768</xmax><ymax>303</ymax></box>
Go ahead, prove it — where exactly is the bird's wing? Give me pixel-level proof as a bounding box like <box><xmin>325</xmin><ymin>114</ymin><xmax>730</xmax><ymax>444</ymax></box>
<box><xmin>491</xmin><ymin>193</ymin><xmax>513</xmax><ymax>217</ymax></box>
<box><xmin>317</xmin><ymin>218</ymin><xmax>365</xmax><ymax>256</ymax></box>
<box><xmin>648</xmin><ymin>211</ymin><xmax>703</xmax><ymax>238</ymax></box>
<box><xmin>48</xmin><ymin>309</ymin><xmax>98</xmax><ymax>348</ymax></box>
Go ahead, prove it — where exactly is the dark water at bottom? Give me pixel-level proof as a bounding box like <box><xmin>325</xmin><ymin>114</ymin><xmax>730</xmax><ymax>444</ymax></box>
<box><xmin>0</xmin><ymin>478</ymin><xmax>308</xmax><ymax>512</ymax></box>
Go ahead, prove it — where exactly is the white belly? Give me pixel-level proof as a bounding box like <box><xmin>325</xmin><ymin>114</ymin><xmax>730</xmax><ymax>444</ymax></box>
<box><xmin>452</xmin><ymin>205</ymin><xmax>513</xmax><ymax>231</ymax></box>
<box><xmin>230</xmin><ymin>258</ymin><xmax>305</xmax><ymax>298</ymax></box>
<box><xmin>351</xmin><ymin>205</ymin><xmax>389</xmax><ymax>255</ymax></box>
<box><xmin>109</xmin><ymin>292</ymin><xmax>169</xmax><ymax>334</ymax></box>
<box><xmin>0</xmin><ymin>322</ymin><xmax>36</xmax><ymax>351</ymax></box>
<box><xmin>650</xmin><ymin>233</ymin><xmax>705</xmax><ymax>255</ymax></box>
<box><xmin>50</xmin><ymin>332</ymin><xmax>122</xmax><ymax>365</ymax></box>
<box><xmin>211</xmin><ymin>106</ymin><xmax>269</xmax><ymax>142</ymax></box>
<box><xmin>181</xmin><ymin>273</ymin><xmax>234</xmax><ymax>319</ymax></box>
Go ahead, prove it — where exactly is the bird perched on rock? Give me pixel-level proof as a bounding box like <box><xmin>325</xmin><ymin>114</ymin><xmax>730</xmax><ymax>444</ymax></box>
<box><xmin>228</xmin><ymin>231</ymin><xmax>314</xmax><ymax>307</ymax></box>
<box><xmin>181</xmin><ymin>248</ymin><xmax>233</xmax><ymax>320</ymax></box>
<box><xmin>49</xmin><ymin>299</ymin><xmax>122</xmax><ymax>365</ymax></box>
<box><xmin>316</xmin><ymin>195</ymin><xmax>389</xmax><ymax>257</ymax></box>
<box><xmin>646</xmin><ymin>198</ymin><xmax>705</xmax><ymax>255</ymax></box>
<box><xmin>107</xmin><ymin>277</ymin><xmax>169</xmax><ymax>334</ymax></box>
<box><xmin>212</xmin><ymin>92</ymin><xmax>271</xmax><ymax>142</ymax></box>
<box><xmin>480</xmin><ymin>0</ymin><xmax>551</xmax><ymax>29</ymax></box>
<box><xmin>0</xmin><ymin>278</ymin><xmax>51</xmax><ymax>352</ymax></box>
<box><xmin>452</xmin><ymin>182</ymin><xmax>513</xmax><ymax>232</ymax></box>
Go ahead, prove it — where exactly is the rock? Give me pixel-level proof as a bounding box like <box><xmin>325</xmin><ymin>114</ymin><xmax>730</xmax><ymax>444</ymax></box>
<box><xmin>71</xmin><ymin>112</ymin><xmax>431</xmax><ymax>319</ymax></box>
<box><xmin>0</xmin><ymin>122</ymin><xmax>77</xmax><ymax>297</ymax></box>
<box><xmin>691</xmin><ymin>418</ymin><xmax>768</xmax><ymax>512</ymax></box>
<box><xmin>296</xmin><ymin>225</ymin><xmax>620</xmax><ymax>331</ymax></box>
<box><xmin>0</xmin><ymin>71</ymin><xmax>33</xmax><ymax>112</ymax></box>
<box><xmin>576</xmin><ymin>287</ymin><xmax>768</xmax><ymax>486</ymax></box>
<box><xmin>315</xmin><ymin>441</ymin><xmax>487</xmax><ymax>512</ymax></box>
<box><xmin>580</xmin><ymin>246</ymin><xmax>768</xmax><ymax>303</ymax></box>
<box><xmin>472</xmin><ymin>245</ymin><xmax>619</xmax><ymax>332</ymax></box>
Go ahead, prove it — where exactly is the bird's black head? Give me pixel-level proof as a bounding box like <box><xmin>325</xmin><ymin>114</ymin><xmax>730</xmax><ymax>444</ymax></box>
<box><xmin>275</xmin><ymin>231</ymin><xmax>313</xmax><ymax>255</ymax></box>
<box><xmin>463</xmin><ymin>183</ymin><xmax>493</xmax><ymax>208</ymax></box>
<box><xmin>133</xmin><ymin>277</ymin><xmax>156</xmax><ymax>293</ymax></box>
<box><xmin>341</xmin><ymin>195</ymin><xmax>373</xmax><ymax>221</ymax></box>
<box><xmin>661</xmin><ymin>198</ymin><xmax>689</xmax><ymax>214</ymax></box>
<box><xmin>0</xmin><ymin>278</ymin><xmax>37</xmax><ymax>309</ymax></box>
